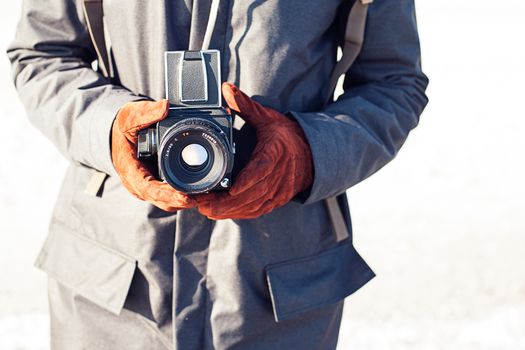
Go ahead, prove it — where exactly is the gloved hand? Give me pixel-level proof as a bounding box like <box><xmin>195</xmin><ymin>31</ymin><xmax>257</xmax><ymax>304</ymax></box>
<box><xmin>196</xmin><ymin>83</ymin><xmax>313</xmax><ymax>220</ymax></box>
<box><xmin>111</xmin><ymin>100</ymin><xmax>196</xmax><ymax>211</ymax></box>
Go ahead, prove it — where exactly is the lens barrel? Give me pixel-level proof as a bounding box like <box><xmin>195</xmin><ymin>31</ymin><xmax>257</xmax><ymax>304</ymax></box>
<box><xmin>158</xmin><ymin>118</ymin><xmax>232</xmax><ymax>194</ymax></box>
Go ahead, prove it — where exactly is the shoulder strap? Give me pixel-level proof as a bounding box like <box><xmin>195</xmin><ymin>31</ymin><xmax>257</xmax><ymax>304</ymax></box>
<box><xmin>324</xmin><ymin>0</ymin><xmax>372</xmax><ymax>242</ymax></box>
<box><xmin>82</xmin><ymin>0</ymin><xmax>111</xmax><ymax>78</ymax></box>
<box><xmin>324</xmin><ymin>0</ymin><xmax>372</xmax><ymax>105</ymax></box>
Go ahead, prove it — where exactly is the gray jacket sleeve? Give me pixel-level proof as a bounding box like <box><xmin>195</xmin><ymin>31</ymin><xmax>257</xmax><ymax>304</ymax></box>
<box><xmin>292</xmin><ymin>0</ymin><xmax>429</xmax><ymax>204</ymax></box>
<box><xmin>7</xmin><ymin>0</ymin><xmax>142</xmax><ymax>177</ymax></box>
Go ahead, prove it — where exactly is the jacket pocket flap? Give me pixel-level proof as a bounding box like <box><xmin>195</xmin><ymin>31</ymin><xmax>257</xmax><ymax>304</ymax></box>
<box><xmin>265</xmin><ymin>242</ymin><xmax>375</xmax><ymax>322</ymax></box>
<box><xmin>35</xmin><ymin>222</ymin><xmax>136</xmax><ymax>315</ymax></box>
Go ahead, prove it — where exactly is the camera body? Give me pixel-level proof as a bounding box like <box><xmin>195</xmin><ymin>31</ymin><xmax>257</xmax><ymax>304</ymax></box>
<box><xmin>137</xmin><ymin>50</ymin><xmax>235</xmax><ymax>194</ymax></box>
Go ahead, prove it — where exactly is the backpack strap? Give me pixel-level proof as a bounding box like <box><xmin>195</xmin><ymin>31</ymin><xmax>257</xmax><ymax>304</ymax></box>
<box><xmin>82</xmin><ymin>0</ymin><xmax>111</xmax><ymax>78</ymax></box>
<box><xmin>324</xmin><ymin>0</ymin><xmax>372</xmax><ymax>242</ymax></box>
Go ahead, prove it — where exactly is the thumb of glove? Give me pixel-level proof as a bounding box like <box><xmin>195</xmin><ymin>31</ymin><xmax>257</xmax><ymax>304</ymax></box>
<box><xmin>222</xmin><ymin>83</ymin><xmax>280</xmax><ymax>128</ymax></box>
<box><xmin>117</xmin><ymin>99</ymin><xmax>170</xmax><ymax>141</ymax></box>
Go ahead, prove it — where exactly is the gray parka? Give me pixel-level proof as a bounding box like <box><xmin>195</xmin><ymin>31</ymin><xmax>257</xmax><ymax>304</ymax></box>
<box><xmin>8</xmin><ymin>0</ymin><xmax>428</xmax><ymax>349</ymax></box>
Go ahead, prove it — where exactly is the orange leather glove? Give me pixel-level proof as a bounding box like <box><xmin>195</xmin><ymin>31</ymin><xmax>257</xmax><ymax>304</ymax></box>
<box><xmin>196</xmin><ymin>83</ymin><xmax>313</xmax><ymax>220</ymax></box>
<box><xmin>111</xmin><ymin>100</ymin><xmax>196</xmax><ymax>211</ymax></box>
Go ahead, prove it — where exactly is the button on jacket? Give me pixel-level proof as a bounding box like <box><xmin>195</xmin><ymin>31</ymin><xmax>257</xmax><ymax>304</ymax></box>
<box><xmin>7</xmin><ymin>0</ymin><xmax>428</xmax><ymax>349</ymax></box>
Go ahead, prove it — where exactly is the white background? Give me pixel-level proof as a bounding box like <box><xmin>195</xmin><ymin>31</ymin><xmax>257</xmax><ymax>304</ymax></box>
<box><xmin>1</xmin><ymin>1</ymin><xmax>524</xmax><ymax>349</ymax></box>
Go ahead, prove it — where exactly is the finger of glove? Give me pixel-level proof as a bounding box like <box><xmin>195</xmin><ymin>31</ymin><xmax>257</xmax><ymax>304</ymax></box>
<box><xmin>117</xmin><ymin>100</ymin><xmax>169</xmax><ymax>138</ymax></box>
<box><xmin>194</xmin><ymin>192</ymin><xmax>240</xmax><ymax>220</ymax></box>
<box><xmin>230</xmin><ymin>176</ymin><xmax>297</xmax><ymax>219</ymax></box>
<box><xmin>141</xmin><ymin>181</ymin><xmax>196</xmax><ymax>211</ymax></box>
<box><xmin>135</xmin><ymin>176</ymin><xmax>196</xmax><ymax>210</ymax></box>
<box><xmin>222</xmin><ymin>83</ymin><xmax>281</xmax><ymax>128</ymax></box>
<box><xmin>196</xmin><ymin>176</ymin><xmax>284</xmax><ymax>219</ymax></box>
<box><xmin>122</xmin><ymin>172</ymin><xmax>182</xmax><ymax>212</ymax></box>
<box><xmin>224</xmin><ymin>158</ymin><xmax>301</xmax><ymax>219</ymax></box>
<box><xmin>194</xmin><ymin>192</ymin><xmax>221</xmax><ymax>217</ymax></box>
<box><xmin>123</xmin><ymin>166</ymin><xmax>193</xmax><ymax>212</ymax></box>
<box><xmin>135</xmin><ymin>182</ymin><xmax>189</xmax><ymax>212</ymax></box>
<box><xmin>195</xmin><ymin>193</ymin><xmax>253</xmax><ymax>220</ymax></box>
<box><xmin>128</xmin><ymin>162</ymin><xmax>196</xmax><ymax>209</ymax></box>
<box><xmin>195</xmin><ymin>167</ymin><xmax>285</xmax><ymax>218</ymax></box>
<box><xmin>198</xmin><ymin>185</ymin><xmax>266</xmax><ymax>219</ymax></box>
<box><xmin>229</xmin><ymin>139</ymin><xmax>284</xmax><ymax>197</ymax></box>
<box><xmin>115</xmin><ymin>137</ymin><xmax>196</xmax><ymax>210</ymax></box>
<box><xmin>197</xmin><ymin>176</ymin><xmax>281</xmax><ymax>220</ymax></box>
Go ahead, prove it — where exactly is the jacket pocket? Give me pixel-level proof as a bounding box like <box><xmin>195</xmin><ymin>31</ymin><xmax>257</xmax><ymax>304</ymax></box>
<box><xmin>265</xmin><ymin>242</ymin><xmax>375</xmax><ymax>322</ymax></box>
<box><xmin>35</xmin><ymin>219</ymin><xmax>137</xmax><ymax>315</ymax></box>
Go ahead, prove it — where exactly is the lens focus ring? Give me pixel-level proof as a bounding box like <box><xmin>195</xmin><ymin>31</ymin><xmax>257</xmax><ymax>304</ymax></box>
<box><xmin>159</xmin><ymin>118</ymin><xmax>231</xmax><ymax>194</ymax></box>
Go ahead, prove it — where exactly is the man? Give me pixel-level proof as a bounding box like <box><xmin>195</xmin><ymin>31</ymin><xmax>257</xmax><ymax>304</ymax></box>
<box><xmin>8</xmin><ymin>0</ymin><xmax>428</xmax><ymax>349</ymax></box>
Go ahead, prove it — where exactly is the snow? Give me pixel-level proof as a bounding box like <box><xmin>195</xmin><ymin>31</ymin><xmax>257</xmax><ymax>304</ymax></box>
<box><xmin>0</xmin><ymin>314</ymin><xmax>49</xmax><ymax>350</ymax></box>
<box><xmin>1</xmin><ymin>1</ymin><xmax>524</xmax><ymax>349</ymax></box>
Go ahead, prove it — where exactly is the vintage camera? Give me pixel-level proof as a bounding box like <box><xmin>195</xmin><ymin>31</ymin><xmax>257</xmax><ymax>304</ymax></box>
<box><xmin>137</xmin><ymin>50</ymin><xmax>235</xmax><ymax>194</ymax></box>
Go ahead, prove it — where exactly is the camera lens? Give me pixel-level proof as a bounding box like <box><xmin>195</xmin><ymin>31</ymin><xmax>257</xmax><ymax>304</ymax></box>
<box><xmin>159</xmin><ymin>118</ymin><xmax>232</xmax><ymax>194</ymax></box>
<box><xmin>181</xmin><ymin>144</ymin><xmax>209</xmax><ymax>170</ymax></box>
